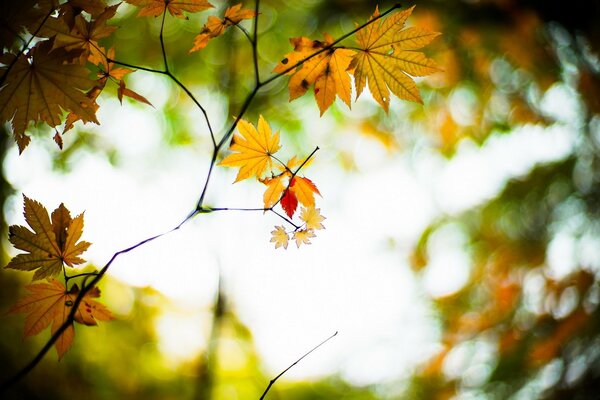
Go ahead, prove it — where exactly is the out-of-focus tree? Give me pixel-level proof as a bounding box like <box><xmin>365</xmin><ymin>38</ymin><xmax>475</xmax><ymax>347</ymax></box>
<box><xmin>405</xmin><ymin>1</ymin><xmax>600</xmax><ymax>399</ymax></box>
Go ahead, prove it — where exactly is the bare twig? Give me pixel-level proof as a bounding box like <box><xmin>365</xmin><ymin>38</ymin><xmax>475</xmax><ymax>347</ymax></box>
<box><xmin>259</xmin><ymin>331</ymin><xmax>338</xmax><ymax>400</ymax></box>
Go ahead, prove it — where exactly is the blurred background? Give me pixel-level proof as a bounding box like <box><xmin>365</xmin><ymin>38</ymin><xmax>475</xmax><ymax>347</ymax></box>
<box><xmin>1</xmin><ymin>0</ymin><xmax>600</xmax><ymax>398</ymax></box>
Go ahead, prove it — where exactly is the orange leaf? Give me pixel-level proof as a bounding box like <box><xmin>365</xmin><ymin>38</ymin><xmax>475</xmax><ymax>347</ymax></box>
<box><xmin>125</xmin><ymin>0</ymin><xmax>213</xmax><ymax>19</ymax></box>
<box><xmin>290</xmin><ymin>176</ymin><xmax>320</xmax><ymax>207</ymax></box>
<box><xmin>261</xmin><ymin>175</ymin><xmax>286</xmax><ymax>209</ymax></box>
<box><xmin>8</xmin><ymin>279</ymin><xmax>112</xmax><ymax>359</ymax></box>
<box><xmin>117</xmin><ymin>80</ymin><xmax>154</xmax><ymax>107</ymax></box>
<box><xmin>274</xmin><ymin>34</ymin><xmax>355</xmax><ymax>115</ymax></box>
<box><xmin>190</xmin><ymin>3</ymin><xmax>256</xmax><ymax>52</ymax></box>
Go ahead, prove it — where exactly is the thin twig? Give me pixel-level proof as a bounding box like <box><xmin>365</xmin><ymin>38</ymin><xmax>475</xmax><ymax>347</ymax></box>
<box><xmin>0</xmin><ymin>6</ymin><xmax>55</xmax><ymax>87</ymax></box>
<box><xmin>259</xmin><ymin>331</ymin><xmax>338</xmax><ymax>400</ymax></box>
<box><xmin>159</xmin><ymin>9</ymin><xmax>169</xmax><ymax>72</ymax></box>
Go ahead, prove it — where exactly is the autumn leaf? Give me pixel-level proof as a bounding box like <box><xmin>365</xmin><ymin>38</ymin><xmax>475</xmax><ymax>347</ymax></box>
<box><xmin>293</xmin><ymin>229</ymin><xmax>315</xmax><ymax>248</ymax></box>
<box><xmin>99</xmin><ymin>48</ymin><xmax>133</xmax><ymax>81</ymax></box>
<box><xmin>125</xmin><ymin>0</ymin><xmax>213</xmax><ymax>19</ymax></box>
<box><xmin>280</xmin><ymin>189</ymin><xmax>298</xmax><ymax>218</ymax></box>
<box><xmin>300</xmin><ymin>206</ymin><xmax>325</xmax><ymax>231</ymax></box>
<box><xmin>290</xmin><ymin>176</ymin><xmax>320</xmax><ymax>207</ymax></box>
<box><xmin>8</xmin><ymin>279</ymin><xmax>113</xmax><ymax>359</ymax></box>
<box><xmin>0</xmin><ymin>40</ymin><xmax>98</xmax><ymax>153</ymax></box>
<box><xmin>0</xmin><ymin>0</ymin><xmax>53</xmax><ymax>51</ymax></box>
<box><xmin>261</xmin><ymin>175</ymin><xmax>286</xmax><ymax>209</ymax></box>
<box><xmin>274</xmin><ymin>34</ymin><xmax>355</xmax><ymax>115</ymax></box>
<box><xmin>270</xmin><ymin>226</ymin><xmax>289</xmax><ymax>250</ymax></box>
<box><xmin>190</xmin><ymin>3</ymin><xmax>256</xmax><ymax>52</ymax></box>
<box><xmin>39</xmin><ymin>4</ymin><xmax>119</xmax><ymax>65</ymax></box>
<box><xmin>220</xmin><ymin>115</ymin><xmax>281</xmax><ymax>182</ymax></box>
<box><xmin>350</xmin><ymin>6</ymin><xmax>440</xmax><ymax>111</ymax></box>
<box><xmin>5</xmin><ymin>196</ymin><xmax>91</xmax><ymax>281</ymax></box>
<box><xmin>117</xmin><ymin>80</ymin><xmax>154</xmax><ymax>107</ymax></box>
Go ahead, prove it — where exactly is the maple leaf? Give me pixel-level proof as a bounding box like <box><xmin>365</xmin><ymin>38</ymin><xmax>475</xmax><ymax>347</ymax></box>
<box><xmin>290</xmin><ymin>176</ymin><xmax>320</xmax><ymax>208</ymax></box>
<box><xmin>117</xmin><ymin>80</ymin><xmax>154</xmax><ymax>107</ymax></box>
<box><xmin>6</xmin><ymin>196</ymin><xmax>91</xmax><ymax>281</ymax></box>
<box><xmin>190</xmin><ymin>3</ymin><xmax>256</xmax><ymax>53</ymax></box>
<box><xmin>293</xmin><ymin>229</ymin><xmax>315</xmax><ymax>248</ymax></box>
<box><xmin>0</xmin><ymin>40</ymin><xmax>98</xmax><ymax>153</ymax></box>
<box><xmin>274</xmin><ymin>34</ymin><xmax>355</xmax><ymax>115</ymax></box>
<box><xmin>261</xmin><ymin>175</ymin><xmax>286</xmax><ymax>209</ymax></box>
<box><xmin>0</xmin><ymin>0</ymin><xmax>56</xmax><ymax>51</ymax></box>
<box><xmin>270</xmin><ymin>226</ymin><xmax>289</xmax><ymax>250</ymax></box>
<box><xmin>99</xmin><ymin>48</ymin><xmax>133</xmax><ymax>81</ymax></box>
<box><xmin>300</xmin><ymin>206</ymin><xmax>325</xmax><ymax>231</ymax></box>
<box><xmin>350</xmin><ymin>6</ymin><xmax>441</xmax><ymax>111</ymax></box>
<box><xmin>125</xmin><ymin>0</ymin><xmax>213</xmax><ymax>19</ymax></box>
<box><xmin>39</xmin><ymin>4</ymin><xmax>119</xmax><ymax>65</ymax></box>
<box><xmin>280</xmin><ymin>189</ymin><xmax>298</xmax><ymax>219</ymax></box>
<box><xmin>219</xmin><ymin>115</ymin><xmax>281</xmax><ymax>182</ymax></box>
<box><xmin>8</xmin><ymin>279</ymin><xmax>113</xmax><ymax>359</ymax></box>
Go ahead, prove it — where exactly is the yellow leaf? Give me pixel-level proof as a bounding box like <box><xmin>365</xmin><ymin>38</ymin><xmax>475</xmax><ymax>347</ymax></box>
<box><xmin>261</xmin><ymin>175</ymin><xmax>286</xmax><ymax>209</ymax></box>
<box><xmin>124</xmin><ymin>0</ymin><xmax>213</xmax><ymax>19</ymax></box>
<box><xmin>219</xmin><ymin>115</ymin><xmax>281</xmax><ymax>182</ymax></box>
<box><xmin>270</xmin><ymin>226</ymin><xmax>289</xmax><ymax>250</ymax></box>
<box><xmin>6</xmin><ymin>196</ymin><xmax>91</xmax><ymax>281</ymax></box>
<box><xmin>293</xmin><ymin>229</ymin><xmax>315</xmax><ymax>248</ymax></box>
<box><xmin>351</xmin><ymin>6</ymin><xmax>441</xmax><ymax>111</ymax></box>
<box><xmin>0</xmin><ymin>40</ymin><xmax>98</xmax><ymax>152</ymax></box>
<box><xmin>300</xmin><ymin>206</ymin><xmax>325</xmax><ymax>231</ymax></box>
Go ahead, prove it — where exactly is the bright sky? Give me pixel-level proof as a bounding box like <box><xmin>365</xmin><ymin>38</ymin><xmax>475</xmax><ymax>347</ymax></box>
<box><xmin>3</xmin><ymin>75</ymin><xmax>576</xmax><ymax>386</ymax></box>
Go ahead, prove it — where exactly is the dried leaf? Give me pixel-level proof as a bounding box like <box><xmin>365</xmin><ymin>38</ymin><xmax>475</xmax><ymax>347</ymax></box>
<box><xmin>293</xmin><ymin>229</ymin><xmax>315</xmax><ymax>248</ymax></box>
<box><xmin>125</xmin><ymin>0</ymin><xmax>213</xmax><ymax>19</ymax></box>
<box><xmin>270</xmin><ymin>226</ymin><xmax>289</xmax><ymax>250</ymax></box>
<box><xmin>190</xmin><ymin>3</ymin><xmax>255</xmax><ymax>52</ymax></box>
<box><xmin>0</xmin><ymin>40</ymin><xmax>98</xmax><ymax>153</ymax></box>
<box><xmin>5</xmin><ymin>196</ymin><xmax>91</xmax><ymax>281</ymax></box>
<box><xmin>300</xmin><ymin>206</ymin><xmax>325</xmax><ymax>231</ymax></box>
<box><xmin>8</xmin><ymin>279</ymin><xmax>112</xmax><ymax>359</ymax></box>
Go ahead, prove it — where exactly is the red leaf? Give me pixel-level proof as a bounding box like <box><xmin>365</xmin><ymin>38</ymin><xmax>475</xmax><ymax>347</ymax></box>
<box><xmin>281</xmin><ymin>189</ymin><xmax>298</xmax><ymax>218</ymax></box>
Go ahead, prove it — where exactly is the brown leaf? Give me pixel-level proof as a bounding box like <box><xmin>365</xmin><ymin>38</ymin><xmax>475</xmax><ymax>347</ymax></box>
<box><xmin>0</xmin><ymin>40</ymin><xmax>98</xmax><ymax>153</ymax></box>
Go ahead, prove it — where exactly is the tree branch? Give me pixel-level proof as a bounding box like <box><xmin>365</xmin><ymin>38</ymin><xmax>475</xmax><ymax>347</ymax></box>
<box><xmin>0</xmin><ymin>212</ymin><xmax>195</xmax><ymax>392</ymax></box>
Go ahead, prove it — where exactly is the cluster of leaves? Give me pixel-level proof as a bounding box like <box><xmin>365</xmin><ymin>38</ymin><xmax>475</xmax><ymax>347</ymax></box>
<box><xmin>0</xmin><ymin>0</ymin><xmax>152</xmax><ymax>153</ymax></box>
<box><xmin>219</xmin><ymin>115</ymin><xmax>325</xmax><ymax>249</ymax></box>
<box><xmin>1</xmin><ymin>0</ymin><xmax>440</xmax><ymax>384</ymax></box>
<box><xmin>274</xmin><ymin>6</ymin><xmax>440</xmax><ymax>115</ymax></box>
<box><xmin>5</xmin><ymin>196</ymin><xmax>112</xmax><ymax>358</ymax></box>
